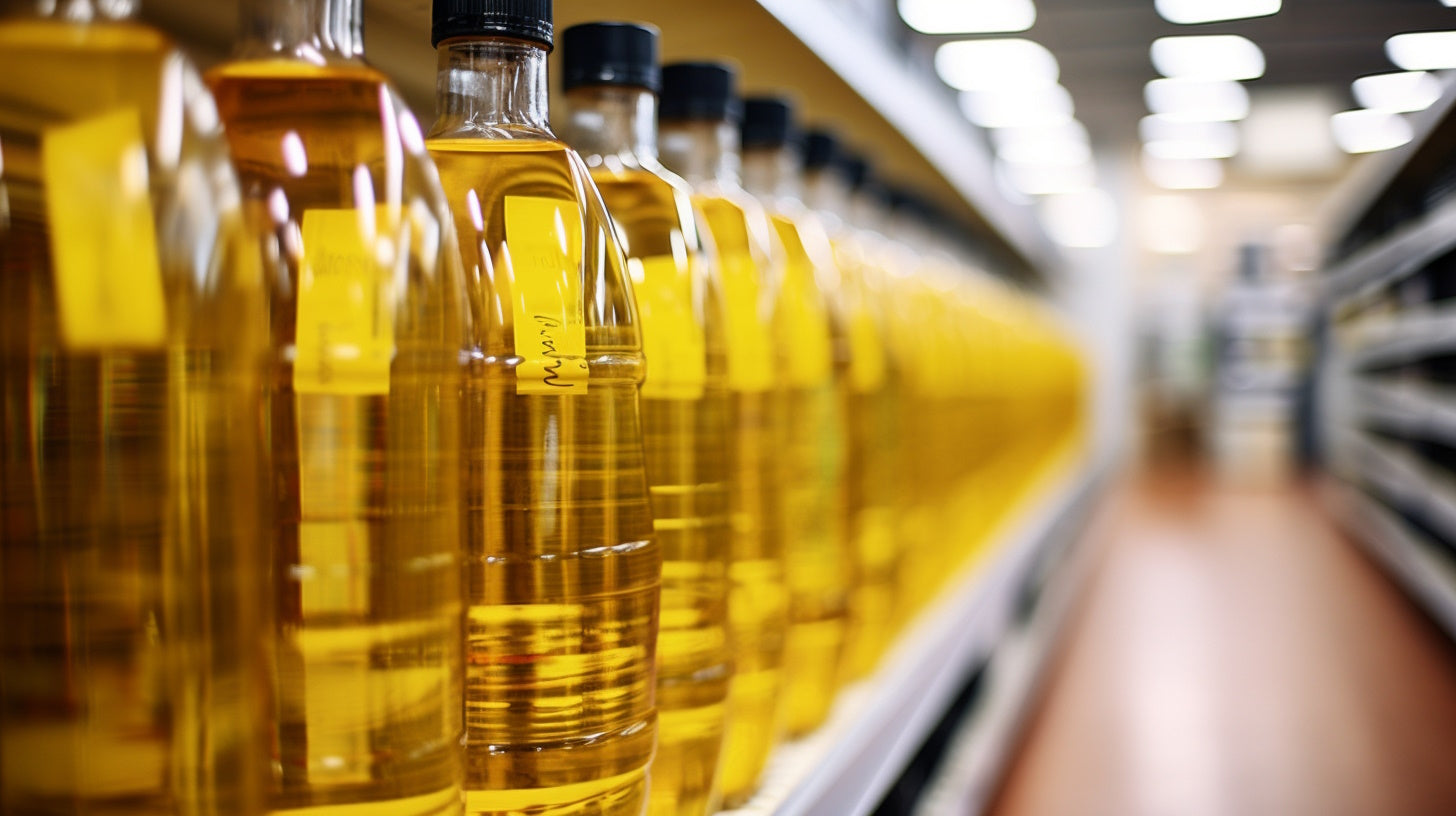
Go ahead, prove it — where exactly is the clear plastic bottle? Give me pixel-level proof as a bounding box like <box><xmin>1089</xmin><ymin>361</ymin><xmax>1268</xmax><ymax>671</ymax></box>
<box><xmin>800</xmin><ymin>135</ymin><xmax>899</xmax><ymax>682</ymax></box>
<box><xmin>425</xmin><ymin>3</ymin><xmax>658</xmax><ymax>815</ymax></box>
<box><xmin>0</xmin><ymin>1</ymin><xmax>269</xmax><ymax>812</ymax></box>
<box><xmin>740</xmin><ymin>97</ymin><xmax>851</xmax><ymax>738</ymax></box>
<box><xmin>658</xmin><ymin>62</ymin><xmax>789</xmax><ymax>807</ymax></box>
<box><xmin>205</xmin><ymin>1</ymin><xmax>468</xmax><ymax>813</ymax></box>
<box><xmin>561</xmin><ymin>24</ymin><xmax>731</xmax><ymax>816</ymax></box>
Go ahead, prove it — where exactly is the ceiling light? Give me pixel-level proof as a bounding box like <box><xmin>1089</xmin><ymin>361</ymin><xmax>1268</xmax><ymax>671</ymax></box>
<box><xmin>1330</xmin><ymin>109</ymin><xmax>1413</xmax><ymax>153</ymax></box>
<box><xmin>961</xmin><ymin>84</ymin><xmax>1074</xmax><ymax>128</ymax></box>
<box><xmin>998</xmin><ymin>159</ymin><xmax>1095</xmax><ymax>195</ymax></box>
<box><xmin>1151</xmin><ymin>35</ymin><xmax>1265</xmax><ymax>81</ymax></box>
<box><xmin>1145</xmin><ymin>78</ymin><xmax>1250</xmax><ymax>122</ymax></box>
<box><xmin>1144</xmin><ymin>134</ymin><xmax>1238</xmax><ymax>160</ymax></box>
<box><xmin>934</xmin><ymin>38</ymin><xmax>1058</xmax><ymax>91</ymax></box>
<box><xmin>1142</xmin><ymin>153</ymin><xmax>1224</xmax><ymax>189</ymax></box>
<box><xmin>1041</xmin><ymin>189</ymin><xmax>1119</xmax><ymax>249</ymax></box>
<box><xmin>1352</xmin><ymin>71</ymin><xmax>1444</xmax><ymax>113</ymax></box>
<box><xmin>899</xmin><ymin>0</ymin><xmax>1036</xmax><ymax>34</ymax></box>
<box><xmin>1155</xmin><ymin>0</ymin><xmax>1280</xmax><ymax>24</ymax></box>
<box><xmin>991</xmin><ymin>120</ymin><xmax>1090</xmax><ymax>152</ymax></box>
<box><xmin>998</xmin><ymin>135</ymin><xmax>1092</xmax><ymax>166</ymax></box>
<box><xmin>1386</xmin><ymin>31</ymin><xmax>1456</xmax><ymax>71</ymax></box>
<box><xmin>1138</xmin><ymin>115</ymin><xmax>1237</xmax><ymax>145</ymax></box>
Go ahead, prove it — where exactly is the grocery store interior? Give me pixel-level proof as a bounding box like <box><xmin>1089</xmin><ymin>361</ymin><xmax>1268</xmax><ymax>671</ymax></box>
<box><xmin>6</xmin><ymin>0</ymin><xmax>1456</xmax><ymax>814</ymax></box>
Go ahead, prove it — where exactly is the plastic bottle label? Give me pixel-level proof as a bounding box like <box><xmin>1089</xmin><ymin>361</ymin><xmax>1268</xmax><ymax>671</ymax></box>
<box><xmin>633</xmin><ymin>254</ymin><xmax>706</xmax><ymax>400</ymax></box>
<box><xmin>42</xmin><ymin>109</ymin><xmax>166</xmax><ymax>349</ymax></box>
<box><xmin>504</xmin><ymin>196</ymin><xmax>589</xmax><ymax>395</ymax></box>
<box><xmin>295</xmin><ymin>207</ymin><xmax>396</xmax><ymax>395</ymax></box>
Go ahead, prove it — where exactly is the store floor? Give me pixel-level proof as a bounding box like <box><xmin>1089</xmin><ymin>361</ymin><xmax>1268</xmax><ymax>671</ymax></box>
<box><xmin>985</xmin><ymin>462</ymin><xmax>1456</xmax><ymax>816</ymax></box>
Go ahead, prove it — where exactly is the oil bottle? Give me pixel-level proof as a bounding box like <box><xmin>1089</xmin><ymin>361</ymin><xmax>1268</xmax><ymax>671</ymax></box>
<box><xmin>206</xmin><ymin>0</ymin><xmax>468</xmax><ymax>813</ymax></box>
<box><xmin>739</xmin><ymin>97</ymin><xmax>851</xmax><ymax>737</ymax></box>
<box><xmin>800</xmin><ymin>133</ymin><xmax>899</xmax><ymax>681</ymax></box>
<box><xmin>561</xmin><ymin>24</ymin><xmax>731</xmax><ymax>816</ymax></box>
<box><xmin>0</xmin><ymin>1</ymin><xmax>269</xmax><ymax>812</ymax></box>
<box><xmin>658</xmin><ymin>62</ymin><xmax>789</xmax><ymax>806</ymax></box>
<box><xmin>425</xmin><ymin>2</ymin><xmax>659</xmax><ymax>815</ymax></box>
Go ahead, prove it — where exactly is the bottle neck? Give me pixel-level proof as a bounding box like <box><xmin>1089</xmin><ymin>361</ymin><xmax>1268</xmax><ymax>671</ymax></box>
<box><xmin>659</xmin><ymin>119</ymin><xmax>742</xmax><ymax>189</ymax></box>
<box><xmin>431</xmin><ymin>37</ymin><xmax>552</xmax><ymax>137</ymax></box>
<box><xmin>803</xmin><ymin>169</ymin><xmax>851</xmax><ymax>220</ymax></box>
<box><xmin>564</xmin><ymin>86</ymin><xmax>657</xmax><ymax>165</ymax></box>
<box><xmin>237</xmin><ymin>0</ymin><xmax>364</xmax><ymax>62</ymax></box>
<box><xmin>24</xmin><ymin>0</ymin><xmax>138</xmax><ymax>22</ymax></box>
<box><xmin>742</xmin><ymin>144</ymin><xmax>802</xmax><ymax>202</ymax></box>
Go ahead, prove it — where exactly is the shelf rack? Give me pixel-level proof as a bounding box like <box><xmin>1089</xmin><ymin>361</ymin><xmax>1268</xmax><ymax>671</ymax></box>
<box><xmin>140</xmin><ymin>0</ymin><xmax>1059</xmax><ymax>279</ymax></box>
<box><xmin>1317</xmin><ymin>71</ymin><xmax>1456</xmax><ymax>644</ymax></box>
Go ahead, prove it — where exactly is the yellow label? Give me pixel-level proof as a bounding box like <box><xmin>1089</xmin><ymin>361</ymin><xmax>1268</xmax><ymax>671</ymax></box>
<box><xmin>633</xmin><ymin>254</ymin><xmax>706</xmax><ymax>400</ymax></box>
<box><xmin>771</xmin><ymin>218</ymin><xmax>833</xmax><ymax>389</ymax></box>
<box><xmin>295</xmin><ymin>208</ymin><xmax>395</xmax><ymax>395</ymax></box>
<box><xmin>848</xmin><ymin>308</ymin><xmax>887</xmax><ymax>393</ymax></box>
<box><xmin>42</xmin><ymin>109</ymin><xmax>166</xmax><ymax>350</ymax></box>
<box><xmin>504</xmin><ymin>196</ymin><xmax>589</xmax><ymax>395</ymax></box>
<box><xmin>718</xmin><ymin>252</ymin><xmax>775</xmax><ymax>393</ymax></box>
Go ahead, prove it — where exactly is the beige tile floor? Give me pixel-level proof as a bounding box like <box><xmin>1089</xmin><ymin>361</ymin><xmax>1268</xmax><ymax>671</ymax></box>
<box><xmin>986</xmin><ymin>464</ymin><xmax>1456</xmax><ymax>816</ymax></box>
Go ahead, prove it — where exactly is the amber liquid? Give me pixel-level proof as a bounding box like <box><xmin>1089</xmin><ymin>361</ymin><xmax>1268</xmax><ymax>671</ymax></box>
<box><xmin>693</xmin><ymin>192</ymin><xmax>790</xmax><ymax>806</ymax></box>
<box><xmin>763</xmin><ymin>211</ymin><xmax>849</xmax><ymax>738</ymax></box>
<box><xmin>590</xmin><ymin>166</ymin><xmax>731</xmax><ymax>816</ymax></box>
<box><xmin>209</xmin><ymin>60</ymin><xmax>466</xmax><ymax>816</ymax></box>
<box><xmin>0</xmin><ymin>18</ymin><xmax>267</xmax><ymax>815</ymax></box>
<box><xmin>427</xmin><ymin>138</ymin><xmax>658</xmax><ymax>816</ymax></box>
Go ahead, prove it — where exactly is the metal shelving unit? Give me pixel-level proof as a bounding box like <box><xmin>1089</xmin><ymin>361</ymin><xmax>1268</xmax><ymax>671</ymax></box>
<box><xmin>1318</xmin><ymin>74</ymin><xmax>1456</xmax><ymax>643</ymax></box>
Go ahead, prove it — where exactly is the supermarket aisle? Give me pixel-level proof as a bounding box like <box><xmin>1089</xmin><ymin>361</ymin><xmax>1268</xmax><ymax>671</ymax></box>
<box><xmin>986</xmin><ymin>464</ymin><xmax>1456</xmax><ymax>816</ymax></box>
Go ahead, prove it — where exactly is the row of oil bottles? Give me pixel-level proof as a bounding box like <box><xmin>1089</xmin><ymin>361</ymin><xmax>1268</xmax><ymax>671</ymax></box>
<box><xmin>0</xmin><ymin>0</ymin><xmax>1086</xmax><ymax>815</ymax></box>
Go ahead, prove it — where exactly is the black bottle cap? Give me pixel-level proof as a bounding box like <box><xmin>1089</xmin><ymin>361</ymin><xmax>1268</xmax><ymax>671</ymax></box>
<box><xmin>741</xmin><ymin>96</ymin><xmax>798</xmax><ymax>150</ymax></box>
<box><xmin>839</xmin><ymin>152</ymin><xmax>871</xmax><ymax>190</ymax></box>
<box><xmin>432</xmin><ymin>0</ymin><xmax>553</xmax><ymax>49</ymax></box>
<box><xmin>802</xmin><ymin>129</ymin><xmax>840</xmax><ymax>171</ymax></box>
<box><xmin>561</xmin><ymin>22</ymin><xmax>660</xmax><ymax>93</ymax></box>
<box><xmin>661</xmin><ymin>62</ymin><xmax>742</xmax><ymax>123</ymax></box>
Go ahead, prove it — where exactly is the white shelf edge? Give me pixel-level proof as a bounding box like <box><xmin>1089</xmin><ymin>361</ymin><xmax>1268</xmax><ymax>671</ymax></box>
<box><xmin>1322</xmin><ymin>477</ymin><xmax>1456</xmax><ymax>641</ymax></box>
<box><xmin>718</xmin><ymin>453</ymin><xmax>1105</xmax><ymax>816</ymax></box>
<box><xmin>1356</xmin><ymin>379</ymin><xmax>1456</xmax><ymax>445</ymax></box>
<box><xmin>1345</xmin><ymin>304</ymin><xmax>1456</xmax><ymax>369</ymax></box>
<box><xmin>753</xmin><ymin>0</ymin><xmax>1061</xmax><ymax>275</ymax></box>
<box><xmin>1325</xmin><ymin>195</ymin><xmax>1456</xmax><ymax>308</ymax></box>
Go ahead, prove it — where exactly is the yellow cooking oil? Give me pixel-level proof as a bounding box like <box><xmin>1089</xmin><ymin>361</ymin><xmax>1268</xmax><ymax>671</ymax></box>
<box><xmin>561</xmin><ymin>41</ymin><xmax>734</xmax><ymax>813</ymax></box>
<box><xmin>766</xmin><ymin>206</ymin><xmax>850</xmax><ymax>736</ymax></box>
<box><xmin>427</xmin><ymin>17</ymin><xmax>660</xmax><ymax>814</ymax></box>
<box><xmin>0</xmin><ymin>8</ymin><xmax>269</xmax><ymax>814</ymax></box>
<box><xmin>208</xmin><ymin>33</ymin><xmax>469</xmax><ymax>816</ymax></box>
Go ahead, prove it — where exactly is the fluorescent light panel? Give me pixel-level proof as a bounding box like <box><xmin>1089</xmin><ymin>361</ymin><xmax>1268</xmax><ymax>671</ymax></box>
<box><xmin>899</xmin><ymin>0</ymin><xmax>1036</xmax><ymax>34</ymax></box>
<box><xmin>934</xmin><ymin>38</ymin><xmax>1058</xmax><ymax>91</ymax></box>
<box><xmin>1151</xmin><ymin>35</ymin><xmax>1265</xmax><ymax>81</ymax></box>
<box><xmin>991</xmin><ymin>120</ymin><xmax>1090</xmax><ymax>151</ymax></box>
<box><xmin>1142</xmin><ymin>153</ymin><xmax>1224</xmax><ymax>189</ymax></box>
<box><xmin>1145</xmin><ymin>78</ymin><xmax>1251</xmax><ymax>122</ymax></box>
<box><xmin>1042</xmin><ymin>189</ymin><xmax>1119</xmax><ymax>249</ymax></box>
<box><xmin>1330</xmin><ymin>109</ymin><xmax>1413</xmax><ymax>154</ymax></box>
<box><xmin>1139</xmin><ymin>115</ymin><xmax>1236</xmax><ymax>144</ymax></box>
<box><xmin>1386</xmin><ymin>31</ymin><xmax>1456</xmax><ymax>71</ymax></box>
<box><xmin>998</xmin><ymin>135</ymin><xmax>1092</xmax><ymax>166</ymax></box>
<box><xmin>999</xmin><ymin>159</ymin><xmax>1095</xmax><ymax>195</ymax></box>
<box><xmin>1155</xmin><ymin>0</ymin><xmax>1280</xmax><ymax>24</ymax></box>
<box><xmin>1352</xmin><ymin>71</ymin><xmax>1443</xmax><ymax>113</ymax></box>
<box><xmin>961</xmin><ymin>84</ymin><xmax>1074</xmax><ymax>128</ymax></box>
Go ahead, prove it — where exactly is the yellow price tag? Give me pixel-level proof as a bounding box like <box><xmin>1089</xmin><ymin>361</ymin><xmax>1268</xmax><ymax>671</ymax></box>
<box><xmin>295</xmin><ymin>208</ymin><xmax>395</xmax><ymax>395</ymax></box>
<box><xmin>503</xmin><ymin>196</ymin><xmax>589</xmax><ymax>395</ymax></box>
<box><xmin>633</xmin><ymin>254</ymin><xmax>706</xmax><ymax>400</ymax></box>
<box><xmin>42</xmin><ymin>109</ymin><xmax>166</xmax><ymax>350</ymax></box>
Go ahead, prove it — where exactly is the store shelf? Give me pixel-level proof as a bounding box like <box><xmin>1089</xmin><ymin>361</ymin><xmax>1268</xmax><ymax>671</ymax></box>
<box><xmin>1323</xmin><ymin>477</ymin><xmax>1456</xmax><ymax>641</ymax></box>
<box><xmin>1343</xmin><ymin>304</ymin><xmax>1456</xmax><ymax>369</ymax></box>
<box><xmin>717</xmin><ymin>456</ymin><xmax>1104</xmax><ymax>816</ymax></box>
<box><xmin>140</xmin><ymin>0</ymin><xmax>1058</xmax><ymax>278</ymax></box>
<box><xmin>1357</xmin><ymin>379</ymin><xmax>1456</xmax><ymax>446</ymax></box>
<box><xmin>1324</xmin><ymin>195</ymin><xmax>1456</xmax><ymax>309</ymax></box>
